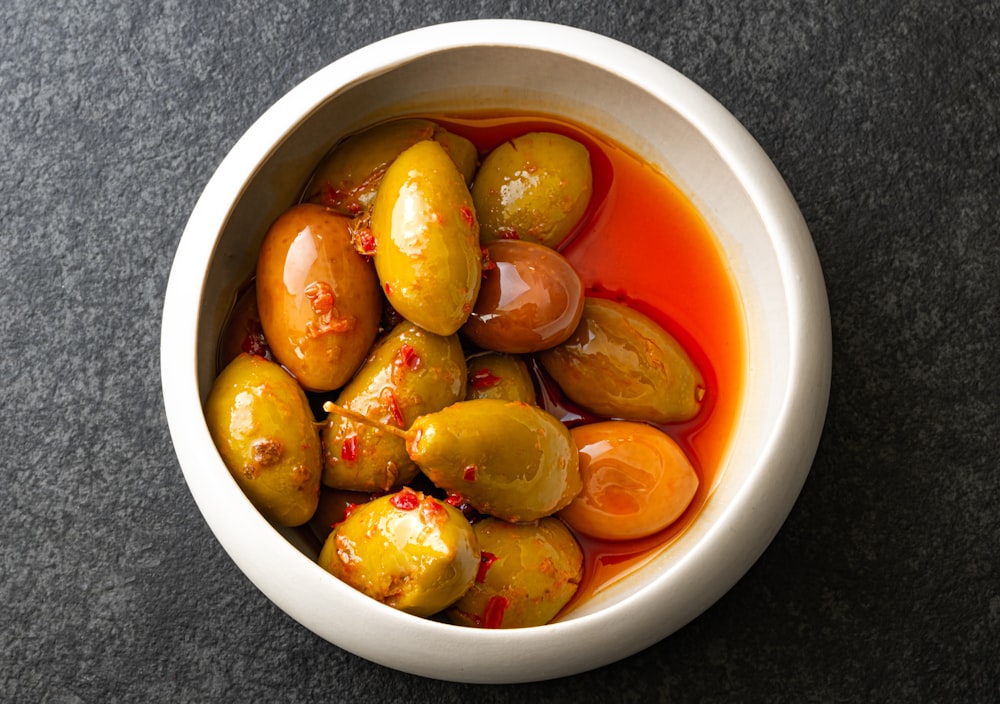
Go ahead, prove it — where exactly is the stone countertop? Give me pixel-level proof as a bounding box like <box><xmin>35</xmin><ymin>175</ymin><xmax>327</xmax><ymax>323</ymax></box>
<box><xmin>2</xmin><ymin>1</ymin><xmax>997</xmax><ymax>701</ymax></box>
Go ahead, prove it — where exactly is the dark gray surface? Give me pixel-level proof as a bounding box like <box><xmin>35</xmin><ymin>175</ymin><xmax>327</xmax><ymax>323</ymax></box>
<box><xmin>2</xmin><ymin>1</ymin><xmax>998</xmax><ymax>701</ymax></box>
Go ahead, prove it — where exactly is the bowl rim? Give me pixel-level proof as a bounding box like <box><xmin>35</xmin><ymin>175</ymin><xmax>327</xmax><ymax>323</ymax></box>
<box><xmin>160</xmin><ymin>18</ymin><xmax>832</xmax><ymax>683</ymax></box>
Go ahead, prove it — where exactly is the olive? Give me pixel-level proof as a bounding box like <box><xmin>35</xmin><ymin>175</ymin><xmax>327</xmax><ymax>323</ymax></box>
<box><xmin>318</xmin><ymin>487</ymin><xmax>479</xmax><ymax>617</ymax></box>
<box><xmin>472</xmin><ymin>131</ymin><xmax>593</xmax><ymax>248</ymax></box>
<box><xmin>321</xmin><ymin>322</ymin><xmax>466</xmax><ymax>492</ymax></box>
<box><xmin>461</xmin><ymin>239</ymin><xmax>584</xmax><ymax>353</ymax></box>
<box><xmin>447</xmin><ymin>517</ymin><xmax>583</xmax><ymax>628</ymax></box>
<box><xmin>465</xmin><ymin>352</ymin><xmax>538</xmax><ymax>405</ymax></box>
<box><xmin>204</xmin><ymin>353</ymin><xmax>321</xmax><ymax>527</ymax></box>
<box><xmin>301</xmin><ymin>118</ymin><xmax>478</xmax><ymax>215</ymax></box>
<box><xmin>538</xmin><ymin>298</ymin><xmax>704</xmax><ymax>424</ymax></box>
<box><xmin>559</xmin><ymin>421</ymin><xmax>699</xmax><ymax>540</ymax></box>
<box><xmin>255</xmin><ymin>203</ymin><xmax>382</xmax><ymax>392</ymax></box>
<box><xmin>370</xmin><ymin>139</ymin><xmax>482</xmax><ymax>336</ymax></box>
<box><xmin>407</xmin><ymin>399</ymin><xmax>581</xmax><ymax>523</ymax></box>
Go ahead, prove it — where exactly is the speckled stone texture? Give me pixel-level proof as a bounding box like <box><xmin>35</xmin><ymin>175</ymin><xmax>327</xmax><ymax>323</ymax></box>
<box><xmin>2</xmin><ymin>1</ymin><xmax>997</xmax><ymax>701</ymax></box>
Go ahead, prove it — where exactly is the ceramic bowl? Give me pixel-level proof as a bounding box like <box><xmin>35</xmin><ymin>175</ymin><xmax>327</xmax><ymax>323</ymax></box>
<box><xmin>161</xmin><ymin>19</ymin><xmax>831</xmax><ymax>683</ymax></box>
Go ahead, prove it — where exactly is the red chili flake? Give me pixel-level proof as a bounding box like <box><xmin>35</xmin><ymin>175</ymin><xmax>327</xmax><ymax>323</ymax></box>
<box><xmin>444</xmin><ymin>493</ymin><xmax>465</xmax><ymax>508</ymax></box>
<box><xmin>480</xmin><ymin>246</ymin><xmax>496</xmax><ymax>274</ymax></box>
<box><xmin>384</xmin><ymin>282</ymin><xmax>393</xmax><ymax>296</ymax></box>
<box><xmin>332</xmin><ymin>501</ymin><xmax>361</xmax><ymax>529</ymax></box>
<box><xmin>358</xmin><ymin>229</ymin><xmax>376</xmax><ymax>255</ymax></box>
<box><xmin>462</xmin><ymin>465</ymin><xmax>477</xmax><ymax>482</ymax></box>
<box><xmin>390</xmin><ymin>488</ymin><xmax>420</xmax><ymax>511</ymax></box>
<box><xmin>340</xmin><ymin>435</ymin><xmax>359</xmax><ymax>462</ymax></box>
<box><xmin>476</xmin><ymin>551</ymin><xmax>498</xmax><ymax>584</ymax></box>
<box><xmin>483</xmin><ymin>595</ymin><xmax>509</xmax><ymax>629</ymax></box>
<box><xmin>469</xmin><ymin>368</ymin><xmax>501</xmax><ymax>389</ymax></box>
<box><xmin>498</xmin><ymin>227</ymin><xmax>519</xmax><ymax>240</ymax></box>
<box><xmin>460</xmin><ymin>205</ymin><xmax>476</xmax><ymax>227</ymax></box>
<box><xmin>241</xmin><ymin>330</ymin><xmax>268</xmax><ymax>358</ymax></box>
<box><xmin>385</xmin><ymin>389</ymin><xmax>404</xmax><ymax>427</ymax></box>
<box><xmin>394</xmin><ymin>343</ymin><xmax>419</xmax><ymax>369</ymax></box>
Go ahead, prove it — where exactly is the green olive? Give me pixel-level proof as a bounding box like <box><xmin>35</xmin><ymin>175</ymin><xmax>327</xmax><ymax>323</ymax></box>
<box><xmin>462</xmin><ymin>239</ymin><xmax>584</xmax><ymax>353</ymax></box>
<box><xmin>301</xmin><ymin>118</ymin><xmax>478</xmax><ymax>215</ymax></box>
<box><xmin>318</xmin><ymin>488</ymin><xmax>479</xmax><ymax>617</ymax></box>
<box><xmin>255</xmin><ymin>203</ymin><xmax>382</xmax><ymax>392</ymax></box>
<box><xmin>465</xmin><ymin>352</ymin><xmax>537</xmax><ymax>405</ymax></box>
<box><xmin>409</xmin><ymin>399</ymin><xmax>581</xmax><ymax>523</ymax></box>
<box><xmin>370</xmin><ymin>139</ymin><xmax>482</xmax><ymax>336</ymax></box>
<box><xmin>447</xmin><ymin>517</ymin><xmax>583</xmax><ymax>628</ymax></box>
<box><xmin>538</xmin><ymin>298</ymin><xmax>704</xmax><ymax>423</ymax></box>
<box><xmin>321</xmin><ymin>322</ymin><xmax>467</xmax><ymax>492</ymax></box>
<box><xmin>472</xmin><ymin>131</ymin><xmax>593</xmax><ymax>248</ymax></box>
<box><xmin>204</xmin><ymin>353</ymin><xmax>321</xmax><ymax>527</ymax></box>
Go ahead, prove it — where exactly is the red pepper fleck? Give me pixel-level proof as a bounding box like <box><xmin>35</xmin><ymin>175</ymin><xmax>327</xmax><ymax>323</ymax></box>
<box><xmin>390</xmin><ymin>488</ymin><xmax>420</xmax><ymax>511</ymax></box>
<box><xmin>360</xmin><ymin>231</ymin><xmax>376</xmax><ymax>254</ymax></box>
<box><xmin>480</xmin><ymin>246</ymin><xmax>496</xmax><ymax>274</ymax></box>
<box><xmin>460</xmin><ymin>205</ymin><xmax>475</xmax><ymax>227</ymax></box>
<box><xmin>332</xmin><ymin>501</ymin><xmax>361</xmax><ymax>529</ymax></box>
<box><xmin>498</xmin><ymin>227</ymin><xmax>519</xmax><ymax>240</ymax></box>
<box><xmin>469</xmin><ymin>368</ymin><xmax>501</xmax><ymax>389</ymax></box>
<box><xmin>385</xmin><ymin>389</ymin><xmax>404</xmax><ymax>427</ymax></box>
<box><xmin>483</xmin><ymin>595</ymin><xmax>509</xmax><ymax>629</ymax></box>
<box><xmin>476</xmin><ymin>551</ymin><xmax>498</xmax><ymax>584</ymax></box>
<box><xmin>384</xmin><ymin>282</ymin><xmax>393</xmax><ymax>296</ymax></box>
<box><xmin>241</xmin><ymin>329</ymin><xmax>268</xmax><ymax>358</ymax></box>
<box><xmin>341</xmin><ymin>435</ymin><xmax>359</xmax><ymax>461</ymax></box>
<box><xmin>462</xmin><ymin>465</ymin><xmax>477</xmax><ymax>482</ymax></box>
<box><xmin>304</xmin><ymin>281</ymin><xmax>335</xmax><ymax>316</ymax></box>
<box><xmin>395</xmin><ymin>343</ymin><xmax>419</xmax><ymax>369</ymax></box>
<box><xmin>444</xmin><ymin>493</ymin><xmax>465</xmax><ymax>507</ymax></box>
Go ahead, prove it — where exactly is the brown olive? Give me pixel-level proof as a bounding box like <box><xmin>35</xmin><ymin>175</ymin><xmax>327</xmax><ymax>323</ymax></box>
<box><xmin>461</xmin><ymin>239</ymin><xmax>584</xmax><ymax>353</ymax></box>
<box><xmin>255</xmin><ymin>203</ymin><xmax>382</xmax><ymax>392</ymax></box>
<box><xmin>538</xmin><ymin>297</ymin><xmax>704</xmax><ymax>423</ymax></box>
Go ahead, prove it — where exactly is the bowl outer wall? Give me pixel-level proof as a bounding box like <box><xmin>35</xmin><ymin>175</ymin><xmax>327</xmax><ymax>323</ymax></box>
<box><xmin>160</xmin><ymin>19</ymin><xmax>832</xmax><ymax>684</ymax></box>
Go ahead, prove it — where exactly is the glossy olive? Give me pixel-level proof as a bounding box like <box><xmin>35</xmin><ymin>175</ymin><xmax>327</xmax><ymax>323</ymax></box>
<box><xmin>204</xmin><ymin>353</ymin><xmax>321</xmax><ymax>527</ymax></box>
<box><xmin>538</xmin><ymin>298</ymin><xmax>704</xmax><ymax>423</ymax></box>
<box><xmin>559</xmin><ymin>421</ymin><xmax>699</xmax><ymax>540</ymax></box>
<box><xmin>408</xmin><ymin>399</ymin><xmax>581</xmax><ymax>523</ymax></box>
<box><xmin>370</xmin><ymin>139</ymin><xmax>482</xmax><ymax>335</ymax></box>
<box><xmin>447</xmin><ymin>517</ymin><xmax>583</xmax><ymax>628</ymax></box>
<box><xmin>465</xmin><ymin>352</ymin><xmax>537</xmax><ymax>404</ymax></box>
<box><xmin>255</xmin><ymin>203</ymin><xmax>381</xmax><ymax>392</ymax></box>
<box><xmin>301</xmin><ymin>118</ymin><xmax>478</xmax><ymax>215</ymax></box>
<box><xmin>472</xmin><ymin>131</ymin><xmax>593</xmax><ymax>248</ymax></box>
<box><xmin>462</xmin><ymin>239</ymin><xmax>584</xmax><ymax>353</ymax></box>
<box><xmin>321</xmin><ymin>322</ymin><xmax>466</xmax><ymax>492</ymax></box>
<box><xmin>318</xmin><ymin>488</ymin><xmax>479</xmax><ymax>617</ymax></box>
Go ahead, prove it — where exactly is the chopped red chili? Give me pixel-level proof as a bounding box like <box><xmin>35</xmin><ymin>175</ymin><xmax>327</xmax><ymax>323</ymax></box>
<box><xmin>390</xmin><ymin>488</ymin><xmax>420</xmax><ymax>511</ymax></box>
<box><xmin>469</xmin><ymin>368</ymin><xmax>501</xmax><ymax>389</ymax></box>
<box><xmin>340</xmin><ymin>435</ymin><xmax>359</xmax><ymax>461</ymax></box>
<box><xmin>498</xmin><ymin>227</ymin><xmax>519</xmax><ymax>240</ymax></box>
<box><xmin>476</xmin><ymin>551</ymin><xmax>498</xmax><ymax>584</ymax></box>
<box><xmin>384</xmin><ymin>282</ymin><xmax>393</xmax><ymax>296</ymax></box>
<box><xmin>462</xmin><ymin>465</ymin><xmax>477</xmax><ymax>481</ymax></box>
<box><xmin>460</xmin><ymin>205</ymin><xmax>475</xmax><ymax>227</ymax></box>
<box><xmin>385</xmin><ymin>390</ymin><xmax>404</xmax><ymax>427</ymax></box>
<box><xmin>483</xmin><ymin>595</ymin><xmax>509</xmax><ymax>629</ymax></box>
<box><xmin>395</xmin><ymin>343</ymin><xmax>419</xmax><ymax>369</ymax></box>
<box><xmin>444</xmin><ymin>493</ymin><xmax>465</xmax><ymax>507</ymax></box>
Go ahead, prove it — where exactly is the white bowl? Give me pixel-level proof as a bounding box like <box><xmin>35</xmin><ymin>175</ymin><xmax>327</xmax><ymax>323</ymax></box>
<box><xmin>161</xmin><ymin>19</ymin><xmax>831</xmax><ymax>683</ymax></box>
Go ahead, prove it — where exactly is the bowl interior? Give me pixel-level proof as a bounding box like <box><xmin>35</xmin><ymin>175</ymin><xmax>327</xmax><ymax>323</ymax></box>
<box><xmin>165</xmin><ymin>21</ymin><xmax>829</xmax><ymax>683</ymax></box>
